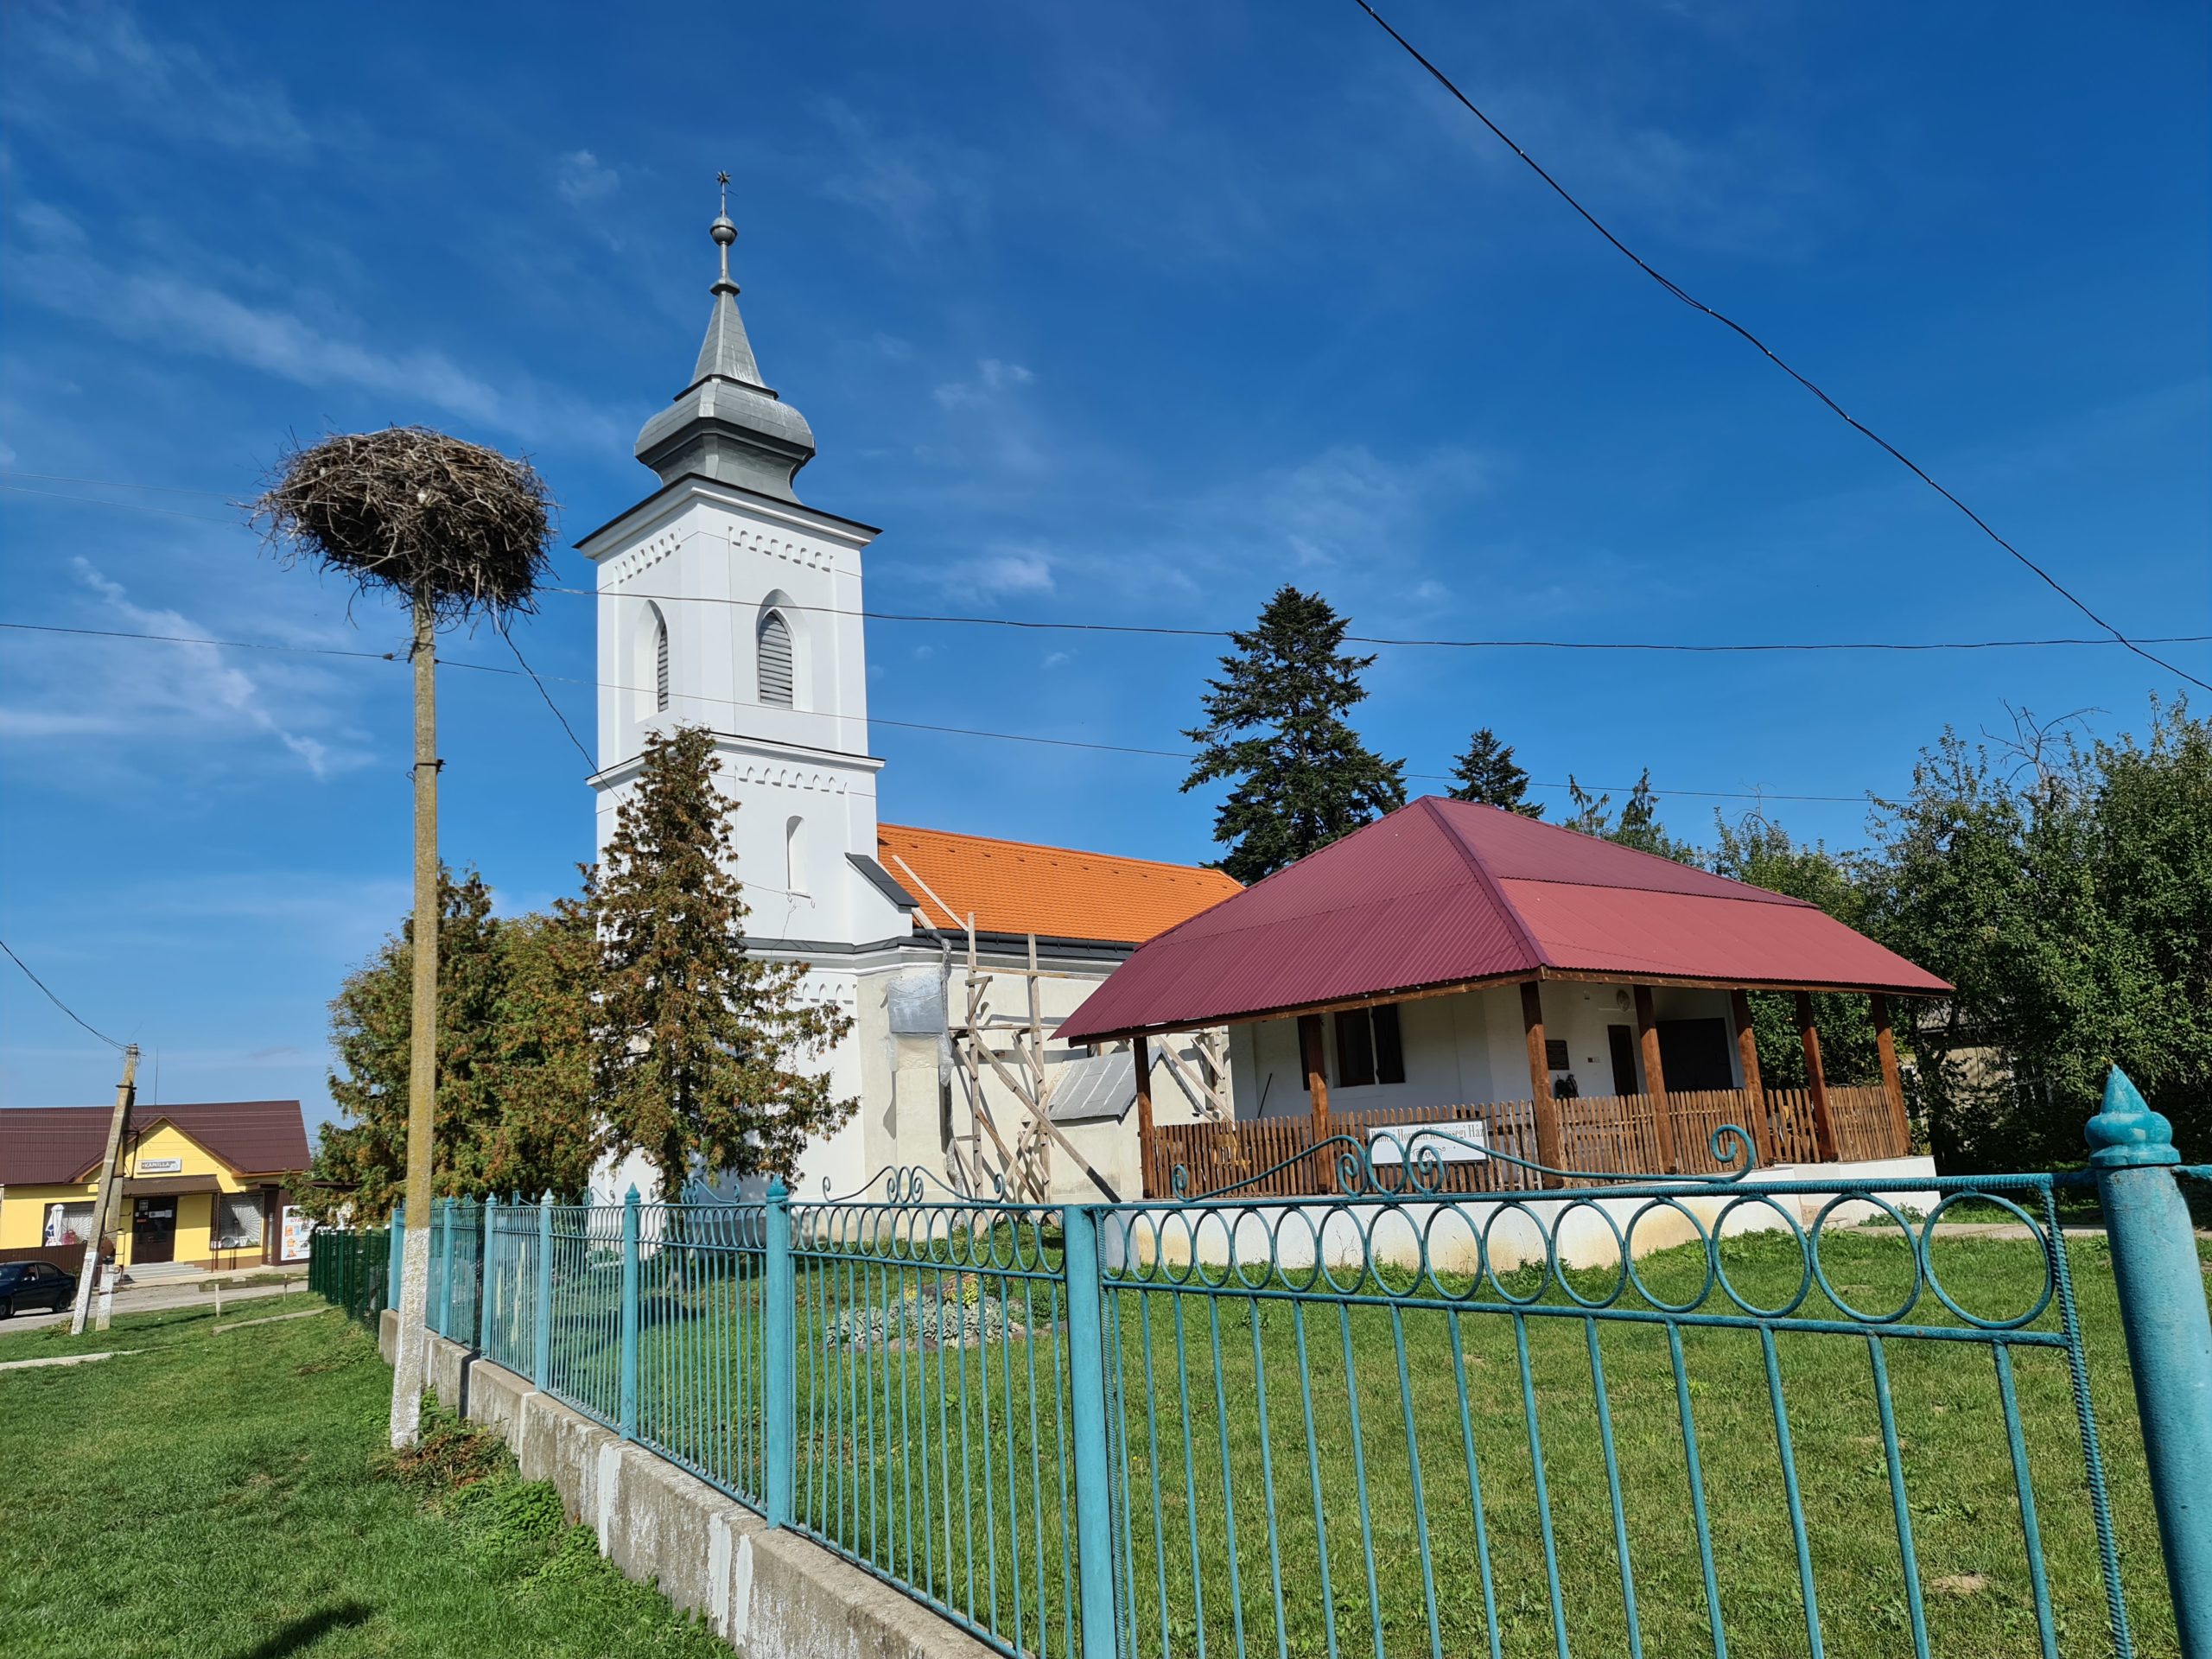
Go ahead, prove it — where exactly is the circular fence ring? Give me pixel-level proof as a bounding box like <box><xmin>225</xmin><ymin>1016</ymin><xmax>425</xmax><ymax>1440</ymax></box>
<box><xmin>1154</xmin><ymin>1207</ymin><xmax>1204</xmax><ymax>1287</ymax></box>
<box><xmin>1918</xmin><ymin>1190</ymin><xmax>2056</xmax><ymax>1330</ymax></box>
<box><xmin>1623</xmin><ymin>1197</ymin><xmax>1717</xmax><ymax>1314</ymax></box>
<box><xmin>1552</xmin><ymin>1198</ymin><xmax>1630</xmax><ymax>1309</ymax></box>
<box><xmin>1710</xmin><ymin>1194</ymin><xmax>1813</xmax><ymax>1319</ymax></box>
<box><xmin>1317</xmin><ymin>1205</ymin><xmax>1371</xmax><ymax>1297</ymax></box>
<box><xmin>1807</xmin><ymin>1192</ymin><xmax>1923</xmax><ymax>1325</ymax></box>
<box><xmin>1416</xmin><ymin>1202</ymin><xmax>1488</xmax><ymax>1300</ymax></box>
<box><xmin>1274</xmin><ymin>1206</ymin><xmax>1325</xmax><ymax>1294</ymax></box>
<box><xmin>1480</xmin><ymin>1201</ymin><xmax>1554</xmax><ymax>1305</ymax></box>
<box><xmin>1230</xmin><ymin>1206</ymin><xmax>1279</xmax><ymax>1292</ymax></box>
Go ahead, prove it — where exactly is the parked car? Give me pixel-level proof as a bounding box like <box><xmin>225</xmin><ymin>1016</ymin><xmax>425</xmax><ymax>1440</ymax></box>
<box><xmin>0</xmin><ymin>1261</ymin><xmax>77</xmax><ymax>1316</ymax></box>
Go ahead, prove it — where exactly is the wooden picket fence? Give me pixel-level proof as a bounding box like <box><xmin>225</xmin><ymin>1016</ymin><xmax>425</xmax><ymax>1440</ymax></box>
<box><xmin>1145</xmin><ymin>1084</ymin><xmax>1910</xmax><ymax>1199</ymax></box>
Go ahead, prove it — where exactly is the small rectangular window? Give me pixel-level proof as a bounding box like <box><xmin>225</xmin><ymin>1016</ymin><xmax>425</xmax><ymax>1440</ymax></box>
<box><xmin>213</xmin><ymin>1191</ymin><xmax>265</xmax><ymax>1251</ymax></box>
<box><xmin>41</xmin><ymin>1201</ymin><xmax>93</xmax><ymax>1247</ymax></box>
<box><xmin>1333</xmin><ymin>1009</ymin><xmax>1376</xmax><ymax>1088</ymax></box>
<box><xmin>1333</xmin><ymin>1004</ymin><xmax>1406</xmax><ymax>1089</ymax></box>
<box><xmin>1372</xmin><ymin>1003</ymin><xmax>1405</xmax><ymax>1085</ymax></box>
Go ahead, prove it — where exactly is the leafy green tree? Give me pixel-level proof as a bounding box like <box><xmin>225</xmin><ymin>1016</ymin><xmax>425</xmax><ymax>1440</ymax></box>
<box><xmin>1447</xmin><ymin>728</ymin><xmax>1542</xmax><ymax>817</ymax></box>
<box><xmin>308</xmin><ymin>870</ymin><xmax>593</xmax><ymax>1219</ymax></box>
<box><xmin>1708</xmin><ymin>813</ymin><xmax>1882</xmax><ymax>1092</ymax></box>
<box><xmin>1866</xmin><ymin>698</ymin><xmax>2211</xmax><ymax>1166</ymax></box>
<box><xmin>590</xmin><ymin>725</ymin><xmax>856</xmax><ymax>1199</ymax></box>
<box><xmin>1183</xmin><ymin>585</ymin><xmax>1407</xmax><ymax>883</ymax></box>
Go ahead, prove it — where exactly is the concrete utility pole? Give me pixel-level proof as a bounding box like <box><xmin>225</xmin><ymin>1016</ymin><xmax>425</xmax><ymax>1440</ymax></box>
<box><xmin>389</xmin><ymin>589</ymin><xmax>441</xmax><ymax>1448</ymax></box>
<box><xmin>69</xmin><ymin>1043</ymin><xmax>138</xmax><ymax>1336</ymax></box>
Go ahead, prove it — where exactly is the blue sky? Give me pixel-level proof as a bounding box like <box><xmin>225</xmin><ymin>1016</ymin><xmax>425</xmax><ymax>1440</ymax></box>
<box><xmin>2</xmin><ymin>1</ymin><xmax>2205</xmax><ymax>1125</ymax></box>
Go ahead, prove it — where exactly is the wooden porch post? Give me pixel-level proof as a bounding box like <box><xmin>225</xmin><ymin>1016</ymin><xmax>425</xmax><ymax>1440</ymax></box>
<box><xmin>1131</xmin><ymin>1035</ymin><xmax>1155</xmax><ymax>1198</ymax></box>
<box><xmin>1730</xmin><ymin>988</ymin><xmax>1777</xmax><ymax>1168</ymax></box>
<box><xmin>1795</xmin><ymin>990</ymin><xmax>1840</xmax><ymax>1162</ymax></box>
<box><xmin>1521</xmin><ymin>982</ymin><xmax>1566</xmax><ymax>1186</ymax></box>
<box><xmin>1297</xmin><ymin>1014</ymin><xmax>1331</xmax><ymax>1192</ymax></box>
<box><xmin>1870</xmin><ymin>994</ymin><xmax>1911</xmax><ymax>1157</ymax></box>
<box><xmin>1633</xmin><ymin>985</ymin><xmax>1676</xmax><ymax>1173</ymax></box>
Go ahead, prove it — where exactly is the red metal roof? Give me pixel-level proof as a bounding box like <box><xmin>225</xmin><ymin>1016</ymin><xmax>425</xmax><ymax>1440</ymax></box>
<box><xmin>1056</xmin><ymin>797</ymin><xmax>1948</xmax><ymax>1040</ymax></box>
<box><xmin>0</xmin><ymin>1101</ymin><xmax>310</xmax><ymax>1185</ymax></box>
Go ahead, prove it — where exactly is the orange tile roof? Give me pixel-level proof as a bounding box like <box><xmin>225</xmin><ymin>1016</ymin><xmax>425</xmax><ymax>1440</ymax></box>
<box><xmin>877</xmin><ymin>823</ymin><xmax>1241</xmax><ymax>945</ymax></box>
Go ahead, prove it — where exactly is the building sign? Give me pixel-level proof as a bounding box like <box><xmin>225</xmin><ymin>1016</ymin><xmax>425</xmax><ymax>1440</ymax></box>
<box><xmin>1366</xmin><ymin>1120</ymin><xmax>1488</xmax><ymax>1165</ymax></box>
<box><xmin>280</xmin><ymin>1207</ymin><xmax>315</xmax><ymax>1263</ymax></box>
<box><xmin>138</xmin><ymin>1156</ymin><xmax>183</xmax><ymax>1174</ymax></box>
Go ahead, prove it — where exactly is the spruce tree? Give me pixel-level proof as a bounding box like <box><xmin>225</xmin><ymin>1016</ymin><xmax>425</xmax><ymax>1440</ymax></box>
<box><xmin>1183</xmin><ymin>585</ymin><xmax>1407</xmax><ymax>884</ymax></box>
<box><xmin>1447</xmin><ymin>728</ymin><xmax>1542</xmax><ymax>817</ymax></box>
<box><xmin>590</xmin><ymin>724</ymin><xmax>855</xmax><ymax>1198</ymax></box>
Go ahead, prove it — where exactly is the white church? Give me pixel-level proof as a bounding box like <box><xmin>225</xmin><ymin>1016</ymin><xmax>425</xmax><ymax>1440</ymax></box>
<box><xmin>581</xmin><ymin>204</ymin><xmax>1238</xmax><ymax>1205</ymax></box>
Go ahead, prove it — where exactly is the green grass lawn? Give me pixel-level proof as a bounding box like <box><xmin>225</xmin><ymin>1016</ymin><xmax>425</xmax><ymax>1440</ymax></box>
<box><xmin>0</xmin><ymin>1297</ymin><xmax>726</xmax><ymax>1659</ymax></box>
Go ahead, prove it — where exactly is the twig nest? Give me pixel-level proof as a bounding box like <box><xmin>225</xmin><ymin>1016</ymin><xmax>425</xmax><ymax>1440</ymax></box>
<box><xmin>252</xmin><ymin>426</ymin><xmax>556</xmax><ymax>621</ymax></box>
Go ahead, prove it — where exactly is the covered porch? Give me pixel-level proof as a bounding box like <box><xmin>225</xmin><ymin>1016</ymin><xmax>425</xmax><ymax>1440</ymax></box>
<box><xmin>1134</xmin><ymin>979</ymin><xmax>1916</xmax><ymax>1198</ymax></box>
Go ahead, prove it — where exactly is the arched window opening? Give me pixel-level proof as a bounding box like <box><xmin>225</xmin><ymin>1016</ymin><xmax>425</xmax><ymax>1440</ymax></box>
<box><xmin>758</xmin><ymin>610</ymin><xmax>794</xmax><ymax>708</ymax></box>
<box><xmin>785</xmin><ymin>815</ymin><xmax>807</xmax><ymax>896</ymax></box>
<box><xmin>654</xmin><ymin>609</ymin><xmax>670</xmax><ymax>714</ymax></box>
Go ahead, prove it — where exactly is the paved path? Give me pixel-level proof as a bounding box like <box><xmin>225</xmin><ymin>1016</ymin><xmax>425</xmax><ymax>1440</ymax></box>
<box><xmin>0</xmin><ymin>1274</ymin><xmax>308</xmax><ymax>1336</ymax></box>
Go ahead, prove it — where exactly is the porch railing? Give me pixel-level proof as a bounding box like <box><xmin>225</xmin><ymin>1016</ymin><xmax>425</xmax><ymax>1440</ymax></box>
<box><xmin>1145</xmin><ymin>1084</ymin><xmax>1910</xmax><ymax>1199</ymax></box>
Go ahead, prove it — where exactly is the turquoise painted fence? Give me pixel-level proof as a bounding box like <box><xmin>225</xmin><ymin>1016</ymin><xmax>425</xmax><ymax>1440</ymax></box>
<box><xmin>403</xmin><ymin>1071</ymin><xmax>2210</xmax><ymax>1659</ymax></box>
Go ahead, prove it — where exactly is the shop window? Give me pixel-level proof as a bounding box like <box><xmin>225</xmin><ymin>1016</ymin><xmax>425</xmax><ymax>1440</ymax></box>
<box><xmin>1333</xmin><ymin>1003</ymin><xmax>1406</xmax><ymax>1088</ymax></box>
<box><xmin>213</xmin><ymin>1191</ymin><xmax>266</xmax><ymax>1252</ymax></box>
<box><xmin>42</xmin><ymin>1200</ymin><xmax>93</xmax><ymax>1247</ymax></box>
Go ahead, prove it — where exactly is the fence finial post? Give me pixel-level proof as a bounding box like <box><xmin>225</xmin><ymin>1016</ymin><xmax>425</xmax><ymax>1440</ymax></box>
<box><xmin>619</xmin><ymin>1185</ymin><xmax>641</xmax><ymax>1441</ymax></box>
<box><xmin>535</xmin><ymin>1189</ymin><xmax>554</xmax><ymax>1389</ymax></box>
<box><xmin>1060</xmin><ymin>1201</ymin><xmax>1118</xmax><ymax>1659</ymax></box>
<box><xmin>2088</xmin><ymin>1065</ymin><xmax>2212</xmax><ymax>1653</ymax></box>
<box><xmin>763</xmin><ymin>1175</ymin><xmax>795</xmax><ymax>1529</ymax></box>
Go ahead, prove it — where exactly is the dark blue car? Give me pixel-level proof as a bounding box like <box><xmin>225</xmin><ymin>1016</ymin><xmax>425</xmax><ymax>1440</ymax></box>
<box><xmin>0</xmin><ymin>1261</ymin><xmax>77</xmax><ymax>1317</ymax></box>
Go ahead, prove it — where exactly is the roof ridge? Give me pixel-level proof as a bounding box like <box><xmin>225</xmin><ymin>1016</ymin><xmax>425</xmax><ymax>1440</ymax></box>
<box><xmin>879</xmin><ymin>821</ymin><xmax>1235</xmax><ymax>880</ymax></box>
<box><xmin>1420</xmin><ymin>797</ymin><xmax>1552</xmax><ymax>971</ymax></box>
<box><xmin>1497</xmin><ymin>869</ymin><xmax>1815</xmax><ymax>907</ymax></box>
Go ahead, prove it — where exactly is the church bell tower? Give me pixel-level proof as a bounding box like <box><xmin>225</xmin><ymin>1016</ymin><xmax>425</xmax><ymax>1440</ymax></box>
<box><xmin>579</xmin><ymin>190</ymin><xmax>908</xmax><ymax>1192</ymax></box>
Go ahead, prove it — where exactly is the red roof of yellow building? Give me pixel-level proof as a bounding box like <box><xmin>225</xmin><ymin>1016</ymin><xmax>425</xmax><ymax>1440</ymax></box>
<box><xmin>877</xmin><ymin>823</ymin><xmax>1240</xmax><ymax>946</ymax></box>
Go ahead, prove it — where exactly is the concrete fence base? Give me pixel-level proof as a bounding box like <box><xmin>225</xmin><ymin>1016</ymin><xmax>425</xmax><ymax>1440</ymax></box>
<box><xmin>377</xmin><ymin>1311</ymin><xmax>992</xmax><ymax>1659</ymax></box>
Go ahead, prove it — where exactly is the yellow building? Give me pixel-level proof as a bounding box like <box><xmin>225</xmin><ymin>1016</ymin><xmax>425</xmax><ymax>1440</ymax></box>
<box><xmin>0</xmin><ymin>1100</ymin><xmax>309</xmax><ymax>1274</ymax></box>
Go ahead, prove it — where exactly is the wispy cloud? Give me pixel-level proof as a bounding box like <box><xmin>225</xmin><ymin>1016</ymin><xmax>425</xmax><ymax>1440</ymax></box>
<box><xmin>934</xmin><ymin>358</ymin><xmax>1034</xmax><ymax>410</ymax></box>
<box><xmin>556</xmin><ymin>149</ymin><xmax>621</xmax><ymax>206</ymax></box>
<box><xmin>5</xmin><ymin>199</ymin><xmax>624</xmax><ymax>451</ymax></box>
<box><xmin>935</xmin><ymin>550</ymin><xmax>1057</xmax><ymax>599</ymax></box>
<box><xmin>1247</xmin><ymin>442</ymin><xmax>1493</xmax><ymax>570</ymax></box>
<box><xmin>8</xmin><ymin>3</ymin><xmax>322</xmax><ymax>159</ymax></box>
<box><xmin>815</xmin><ymin>99</ymin><xmax>991</xmax><ymax>244</ymax></box>
<box><xmin>0</xmin><ymin>558</ymin><xmax>370</xmax><ymax>777</ymax></box>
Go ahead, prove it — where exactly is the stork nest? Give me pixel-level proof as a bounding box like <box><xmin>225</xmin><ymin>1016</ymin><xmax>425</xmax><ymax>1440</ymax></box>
<box><xmin>252</xmin><ymin>426</ymin><xmax>556</xmax><ymax>622</ymax></box>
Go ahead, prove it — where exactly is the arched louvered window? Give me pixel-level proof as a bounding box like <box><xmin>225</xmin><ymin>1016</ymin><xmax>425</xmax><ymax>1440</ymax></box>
<box><xmin>653</xmin><ymin>609</ymin><xmax>670</xmax><ymax>714</ymax></box>
<box><xmin>757</xmin><ymin>610</ymin><xmax>794</xmax><ymax>708</ymax></box>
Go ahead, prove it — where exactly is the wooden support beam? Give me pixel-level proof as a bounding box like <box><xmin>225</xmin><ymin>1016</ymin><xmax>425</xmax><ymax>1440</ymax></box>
<box><xmin>1297</xmin><ymin>1014</ymin><xmax>1331</xmax><ymax>1192</ymax></box>
<box><xmin>1731</xmin><ymin>988</ymin><xmax>1777</xmax><ymax>1168</ymax></box>
<box><xmin>1870</xmin><ymin>993</ymin><xmax>1911</xmax><ymax>1157</ymax></box>
<box><xmin>1796</xmin><ymin>990</ymin><xmax>1840</xmax><ymax>1162</ymax></box>
<box><xmin>1633</xmin><ymin>986</ymin><xmax>1677</xmax><ymax>1173</ymax></box>
<box><xmin>1520</xmin><ymin>982</ymin><xmax>1566</xmax><ymax>1185</ymax></box>
<box><xmin>1132</xmin><ymin>1035</ymin><xmax>1155</xmax><ymax>1199</ymax></box>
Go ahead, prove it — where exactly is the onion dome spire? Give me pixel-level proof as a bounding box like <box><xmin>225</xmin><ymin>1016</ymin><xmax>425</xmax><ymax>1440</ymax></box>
<box><xmin>634</xmin><ymin>171</ymin><xmax>817</xmax><ymax>501</ymax></box>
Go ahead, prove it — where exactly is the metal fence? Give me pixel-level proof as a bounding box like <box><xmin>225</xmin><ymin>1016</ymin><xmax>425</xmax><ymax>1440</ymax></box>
<box><xmin>306</xmin><ymin>1224</ymin><xmax>388</xmax><ymax>1325</ymax></box>
<box><xmin>396</xmin><ymin>1071</ymin><xmax>2210</xmax><ymax>1659</ymax></box>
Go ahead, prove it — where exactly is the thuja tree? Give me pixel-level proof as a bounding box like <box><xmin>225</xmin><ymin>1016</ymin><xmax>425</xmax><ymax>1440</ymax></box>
<box><xmin>1184</xmin><ymin>585</ymin><xmax>1407</xmax><ymax>884</ymax></box>
<box><xmin>591</xmin><ymin>724</ymin><xmax>855</xmax><ymax>1200</ymax></box>
<box><xmin>305</xmin><ymin>871</ymin><xmax>597</xmax><ymax>1220</ymax></box>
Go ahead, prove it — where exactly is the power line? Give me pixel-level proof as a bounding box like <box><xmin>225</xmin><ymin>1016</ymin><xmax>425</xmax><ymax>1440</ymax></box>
<box><xmin>497</xmin><ymin>620</ymin><xmax>596</xmax><ymax>768</ymax></box>
<box><xmin>0</xmin><ymin>937</ymin><xmax>129</xmax><ymax>1051</ymax></box>
<box><xmin>0</xmin><ymin>615</ymin><xmax>1870</xmax><ymax>801</ymax></box>
<box><xmin>557</xmin><ymin>582</ymin><xmax>2209</xmax><ymax>658</ymax></box>
<box><xmin>11</xmin><ymin>474</ymin><xmax>2206</xmax><ymax>661</ymax></box>
<box><xmin>1346</xmin><ymin>0</ymin><xmax>2212</xmax><ymax>699</ymax></box>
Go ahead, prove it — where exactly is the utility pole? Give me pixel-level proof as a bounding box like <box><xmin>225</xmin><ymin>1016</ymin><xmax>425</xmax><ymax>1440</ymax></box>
<box><xmin>69</xmin><ymin>1043</ymin><xmax>138</xmax><ymax>1335</ymax></box>
<box><xmin>389</xmin><ymin>588</ymin><xmax>441</xmax><ymax>1447</ymax></box>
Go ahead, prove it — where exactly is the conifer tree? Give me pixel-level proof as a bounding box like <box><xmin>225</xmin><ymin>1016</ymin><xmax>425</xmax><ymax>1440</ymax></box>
<box><xmin>1446</xmin><ymin>728</ymin><xmax>1542</xmax><ymax>817</ymax></box>
<box><xmin>590</xmin><ymin>724</ymin><xmax>855</xmax><ymax>1198</ymax></box>
<box><xmin>1183</xmin><ymin>585</ymin><xmax>1407</xmax><ymax>884</ymax></box>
